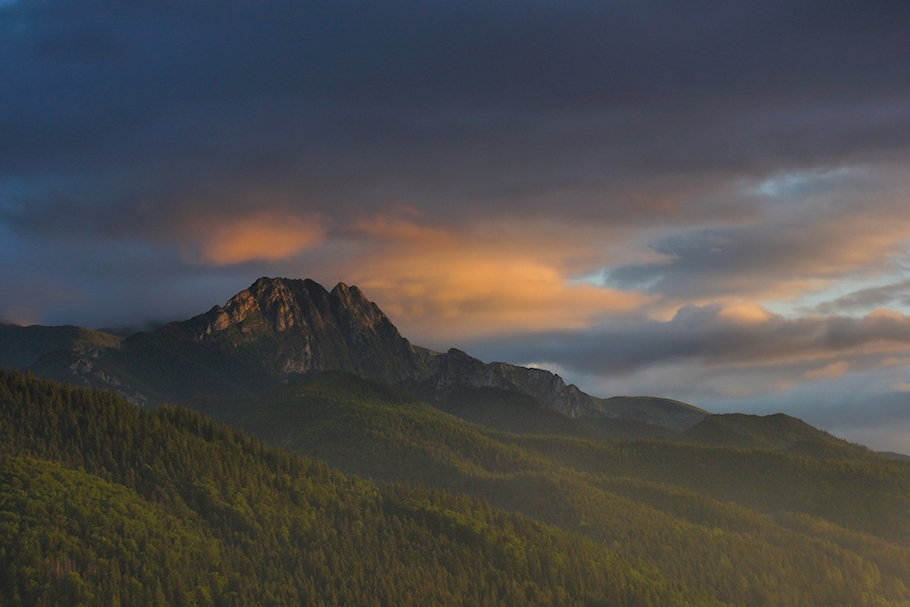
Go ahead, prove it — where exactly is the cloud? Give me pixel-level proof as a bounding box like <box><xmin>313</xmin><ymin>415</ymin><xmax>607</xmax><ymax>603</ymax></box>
<box><xmin>193</xmin><ymin>213</ymin><xmax>324</xmax><ymax>265</ymax></box>
<box><xmin>605</xmin><ymin>166</ymin><xmax>910</xmax><ymax>302</ymax></box>
<box><xmin>326</xmin><ymin>215</ymin><xmax>652</xmax><ymax>344</ymax></box>
<box><xmin>804</xmin><ymin>360</ymin><xmax>851</xmax><ymax>380</ymax></box>
<box><xmin>812</xmin><ymin>279</ymin><xmax>910</xmax><ymax>315</ymax></box>
<box><xmin>469</xmin><ymin>303</ymin><xmax>910</xmax><ymax>385</ymax></box>
<box><xmin>31</xmin><ymin>26</ymin><xmax>128</xmax><ymax>61</ymax></box>
<box><xmin>2</xmin><ymin>1</ymin><xmax>910</xmax><ymax>233</ymax></box>
<box><xmin>716</xmin><ymin>302</ymin><xmax>772</xmax><ymax>324</ymax></box>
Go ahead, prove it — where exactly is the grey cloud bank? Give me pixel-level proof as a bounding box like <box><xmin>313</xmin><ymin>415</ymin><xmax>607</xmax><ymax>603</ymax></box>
<box><xmin>4</xmin><ymin>1</ymin><xmax>909</xmax><ymax>225</ymax></box>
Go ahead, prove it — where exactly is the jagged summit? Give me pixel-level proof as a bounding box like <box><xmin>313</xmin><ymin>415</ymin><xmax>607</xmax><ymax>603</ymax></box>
<box><xmin>143</xmin><ymin>276</ymin><xmax>427</xmax><ymax>384</ymax></box>
<box><xmin>190</xmin><ymin>278</ymin><xmax>380</xmax><ymax>340</ymax></box>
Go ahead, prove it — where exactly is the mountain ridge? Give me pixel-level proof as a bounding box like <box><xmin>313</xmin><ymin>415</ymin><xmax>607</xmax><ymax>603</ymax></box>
<box><xmin>8</xmin><ymin>276</ymin><xmax>706</xmax><ymax>429</ymax></box>
<box><xmin>0</xmin><ymin>323</ymin><xmax>122</xmax><ymax>370</ymax></box>
<box><xmin>411</xmin><ymin>346</ymin><xmax>708</xmax><ymax>429</ymax></box>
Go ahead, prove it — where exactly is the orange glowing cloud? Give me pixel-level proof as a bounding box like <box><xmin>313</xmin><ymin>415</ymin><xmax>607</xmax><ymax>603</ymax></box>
<box><xmin>336</xmin><ymin>215</ymin><xmax>652</xmax><ymax>341</ymax></box>
<box><xmin>805</xmin><ymin>361</ymin><xmax>851</xmax><ymax>380</ymax></box>
<box><xmin>766</xmin><ymin>213</ymin><xmax>910</xmax><ymax>300</ymax></box>
<box><xmin>197</xmin><ymin>213</ymin><xmax>325</xmax><ymax>265</ymax></box>
<box><xmin>716</xmin><ymin>302</ymin><xmax>773</xmax><ymax>324</ymax></box>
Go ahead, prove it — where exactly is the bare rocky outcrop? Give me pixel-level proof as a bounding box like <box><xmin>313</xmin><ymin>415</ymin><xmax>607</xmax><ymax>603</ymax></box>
<box><xmin>414</xmin><ymin>347</ymin><xmax>708</xmax><ymax>428</ymax></box>
<box><xmin>150</xmin><ymin>277</ymin><xmax>428</xmax><ymax>384</ymax></box>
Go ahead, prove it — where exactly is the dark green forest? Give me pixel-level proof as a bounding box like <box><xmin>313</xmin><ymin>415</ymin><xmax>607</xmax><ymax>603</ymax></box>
<box><xmin>3</xmin><ymin>369</ymin><xmax>910</xmax><ymax>606</ymax></box>
<box><xmin>218</xmin><ymin>371</ymin><xmax>910</xmax><ymax>607</ymax></box>
<box><xmin>0</xmin><ymin>370</ymin><xmax>709</xmax><ymax>606</ymax></box>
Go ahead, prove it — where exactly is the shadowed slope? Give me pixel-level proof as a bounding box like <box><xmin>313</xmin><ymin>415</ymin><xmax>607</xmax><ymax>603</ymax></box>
<box><xmin>680</xmin><ymin>412</ymin><xmax>872</xmax><ymax>457</ymax></box>
<box><xmin>412</xmin><ymin>347</ymin><xmax>708</xmax><ymax>429</ymax></box>
<box><xmin>0</xmin><ymin>323</ymin><xmax>121</xmax><ymax>370</ymax></box>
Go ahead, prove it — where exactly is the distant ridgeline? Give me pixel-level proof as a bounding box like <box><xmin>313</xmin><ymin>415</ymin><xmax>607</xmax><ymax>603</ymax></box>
<box><xmin>3</xmin><ymin>276</ymin><xmax>708</xmax><ymax>431</ymax></box>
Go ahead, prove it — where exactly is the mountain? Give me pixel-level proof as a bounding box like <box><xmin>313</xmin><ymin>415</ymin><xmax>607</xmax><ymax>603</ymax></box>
<box><xmin>6</xmin><ymin>290</ymin><xmax>910</xmax><ymax>605</ymax></box>
<box><xmin>21</xmin><ymin>276</ymin><xmax>706</xmax><ymax>431</ymax></box>
<box><xmin>679</xmin><ymin>412</ymin><xmax>873</xmax><ymax>458</ymax></box>
<box><xmin>165</xmin><ymin>277</ymin><xmax>427</xmax><ymax>383</ymax></box>
<box><xmin>6</xmin><ymin>370</ymin><xmax>910</xmax><ymax>606</ymax></box>
<box><xmin>411</xmin><ymin>347</ymin><xmax>707</xmax><ymax>429</ymax></box>
<box><xmin>0</xmin><ymin>323</ymin><xmax>121</xmax><ymax>370</ymax></box>
<box><xmin>28</xmin><ymin>277</ymin><xmax>427</xmax><ymax>405</ymax></box>
<box><xmin>597</xmin><ymin>395</ymin><xmax>710</xmax><ymax>430</ymax></box>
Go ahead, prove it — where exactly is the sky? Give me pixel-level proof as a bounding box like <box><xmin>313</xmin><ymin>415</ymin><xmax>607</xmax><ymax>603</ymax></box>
<box><xmin>3</xmin><ymin>0</ymin><xmax>910</xmax><ymax>451</ymax></box>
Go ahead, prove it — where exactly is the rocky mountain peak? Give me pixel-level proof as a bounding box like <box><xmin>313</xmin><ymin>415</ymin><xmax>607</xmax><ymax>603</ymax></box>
<box><xmin>331</xmin><ymin>281</ymin><xmax>352</xmax><ymax>295</ymax></box>
<box><xmin>222</xmin><ymin>277</ymin><xmax>315</xmax><ymax>333</ymax></box>
<box><xmin>157</xmin><ymin>277</ymin><xmax>427</xmax><ymax>383</ymax></box>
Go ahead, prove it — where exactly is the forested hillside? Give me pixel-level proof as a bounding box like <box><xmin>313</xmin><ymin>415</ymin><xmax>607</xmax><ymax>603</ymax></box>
<box><xmin>4</xmin><ymin>369</ymin><xmax>910</xmax><ymax>606</ymax></box>
<box><xmin>0</xmin><ymin>370</ymin><xmax>710</xmax><ymax>607</ymax></box>
<box><xmin>217</xmin><ymin>371</ymin><xmax>910</xmax><ymax>607</ymax></box>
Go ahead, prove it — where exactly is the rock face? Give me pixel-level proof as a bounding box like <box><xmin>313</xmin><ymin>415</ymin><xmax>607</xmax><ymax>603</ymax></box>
<box><xmin>419</xmin><ymin>348</ymin><xmax>598</xmax><ymax>417</ymax></box>
<box><xmin>415</xmin><ymin>348</ymin><xmax>708</xmax><ymax>429</ymax></box>
<box><xmin>144</xmin><ymin>277</ymin><xmax>427</xmax><ymax>385</ymax></box>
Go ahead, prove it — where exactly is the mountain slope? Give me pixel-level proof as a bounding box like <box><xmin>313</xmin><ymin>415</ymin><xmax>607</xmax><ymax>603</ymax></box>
<box><xmin>0</xmin><ymin>323</ymin><xmax>121</xmax><ymax>370</ymax></box>
<box><xmin>412</xmin><ymin>347</ymin><xmax>708</xmax><ymax>429</ymax></box>
<box><xmin>413</xmin><ymin>383</ymin><xmax>678</xmax><ymax>441</ymax></box>
<box><xmin>213</xmin><ymin>371</ymin><xmax>910</xmax><ymax>607</ymax></box>
<box><xmin>0</xmin><ymin>370</ymin><xmax>702</xmax><ymax>607</ymax></box>
<box><xmin>679</xmin><ymin>412</ymin><xmax>873</xmax><ymax>457</ymax></box>
<box><xmin>168</xmin><ymin>277</ymin><xmax>426</xmax><ymax>382</ymax></box>
<box><xmin>104</xmin><ymin>277</ymin><xmax>427</xmax><ymax>403</ymax></box>
<box><xmin>29</xmin><ymin>277</ymin><xmax>429</xmax><ymax>405</ymax></box>
<box><xmin>597</xmin><ymin>395</ymin><xmax>709</xmax><ymax>430</ymax></box>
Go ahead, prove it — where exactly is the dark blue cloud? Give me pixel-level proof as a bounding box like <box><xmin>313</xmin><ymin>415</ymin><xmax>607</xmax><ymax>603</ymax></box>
<box><xmin>3</xmin><ymin>0</ymin><xmax>909</xmax><ymax>205</ymax></box>
<box><xmin>466</xmin><ymin>304</ymin><xmax>910</xmax><ymax>377</ymax></box>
